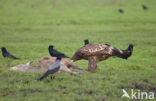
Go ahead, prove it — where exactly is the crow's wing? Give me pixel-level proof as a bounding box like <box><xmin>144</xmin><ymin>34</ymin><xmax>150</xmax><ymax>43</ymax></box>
<box><xmin>53</xmin><ymin>50</ymin><xmax>68</xmax><ymax>58</ymax></box>
<box><xmin>8</xmin><ymin>52</ymin><xmax>19</xmax><ymax>59</ymax></box>
<box><xmin>38</xmin><ymin>67</ymin><xmax>60</xmax><ymax>80</ymax></box>
<box><xmin>53</xmin><ymin>50</ymin><xmax>64</xmax><ymax>55</ymax></box>
<box><xmin>38</xmin><ymin>60</ymin><xmax>61</xmax><ymax>80</ymax></box>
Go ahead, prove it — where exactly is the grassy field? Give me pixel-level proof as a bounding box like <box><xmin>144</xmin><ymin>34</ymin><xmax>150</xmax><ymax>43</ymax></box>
<box><xmin>0</xmin><ymin>0</ymin><xmax>156</xmax><ymax>101</ymax></box>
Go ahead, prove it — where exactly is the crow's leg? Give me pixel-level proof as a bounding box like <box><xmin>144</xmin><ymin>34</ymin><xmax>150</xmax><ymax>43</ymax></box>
<box><xmin>50</xmin><ymin>76</ymin><xmax>55</xmax><ymax>79</ymax></box>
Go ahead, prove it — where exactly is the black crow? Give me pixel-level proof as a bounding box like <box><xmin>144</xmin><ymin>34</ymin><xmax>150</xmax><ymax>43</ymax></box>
<box><xmin>1</xmin><ymin>47</ymin><xmax>19</xmax><ymax>59</ymax></box>
<box><xmin>38</xmin><ymin>56</ymin><xmax>62</xmax><ymax>81</ymax></box>
<box><xmin>118</xmin><ymin>9</ymin><xmax>124</xmax><ymax>13</ymax></box>
<box><xmin>117</xmin><ymin>44</ymin><xmax>134</xmax><ymax>59</ymax></box>
<box><xmin>84</xmin><ymin>39</ymin><xmax>89</xmax><ymax>45</ymax></box>
<box><xmin>48</xmin><ymin>45</ymin><xmax>69</xmax><ymax>58</ymax></box>
<box><xmin>142</xmin><ymin>5</ymin><xmax>148</xmax><ymax>10</ymax></box>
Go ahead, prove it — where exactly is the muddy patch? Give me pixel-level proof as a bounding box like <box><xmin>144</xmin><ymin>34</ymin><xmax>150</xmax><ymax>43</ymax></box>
<box><xmin>77</xmin><ymin>90</ymin><xmax>95</xmax><ymax>95</ymax></box>
<box><xmin>2</xmin><ymin>88</ymin><xmax>43</xmax><ymax>97</ymax></box>
<box><xmin>2</xmin><ymin>88</ymin><xmax>56</xmax><ymax>97</ymax></box>
<box><xmin>58</xmin><ymin>85</ymin><xmax>67</xmax><ymax>89</ymax></box>
<box><xmin>10</xmin><ymin>80</ymin><xmax>20</xmax><ymax>85</ymax></box>
<box><xmin>132</xmin><ymin>82</ymin><xmax>144</xmax><ymax>90</ymax></box>
<box><xmin>118</xmin><ymin>81</ymin><xmax>156</xmax><ymax>94</ymax></box>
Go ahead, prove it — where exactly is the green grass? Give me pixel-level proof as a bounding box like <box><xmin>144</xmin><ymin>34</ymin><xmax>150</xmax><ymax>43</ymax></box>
<box><xmin>0</xmin><ymin>0</ymin><xmax>156</xmax><ymax>101</ymax></box>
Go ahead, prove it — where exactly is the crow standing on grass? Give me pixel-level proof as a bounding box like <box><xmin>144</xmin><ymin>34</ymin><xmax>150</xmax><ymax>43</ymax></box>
<box><xmin>48</xmin><ymin>45</ymin><xmax>69</xmax><ymax>58</ymax></box>
<box><xmin>1</xmin><ymin>47</ymin><xmax>19</xmax><ymax>59</ymax></box>
<box><xmin>118</xmin><ymin>9</ymin><xmax>124</xmax><ymax>13</ymax></box>
<box><xmin>142</xmin><ymin>5</ymin><xmax>148</xmax><ymax>10</ymax></box>
<box><xmin>38</xmin><ymin>56</ymin><xmax>62</xmax><ymax>81</ymax></box>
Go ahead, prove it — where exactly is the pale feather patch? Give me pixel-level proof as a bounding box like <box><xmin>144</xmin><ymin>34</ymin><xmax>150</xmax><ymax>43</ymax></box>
<box><xmin>118</xmin><ymin>49</ymin><xmax>123</xmax><ymax>54</ymax></box>
<box><xmin>82</xmin><ymin>44</ymin><xmax>108</xmax><ymax>53</ymax></box>
<box><xmin>108</xmin><ymin>48</ymin><xmax>112</xmax><ymax>54</ymax></box>
<box><xmin>109</xmin><ymin>46</ymin><xmax>114</xmax><ymax>50</ymax></box>
<box><xmin>99</xmin><ymin>45</ymin><xmax>105</xmax><ymax>50</ymax></box>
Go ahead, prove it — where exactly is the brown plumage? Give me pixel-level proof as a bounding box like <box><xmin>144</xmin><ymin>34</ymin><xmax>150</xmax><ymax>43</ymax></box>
<box><xmin>71</xmin><ymin>43</ymin><xmax>133</xmax><ymax>72</ymax></box>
